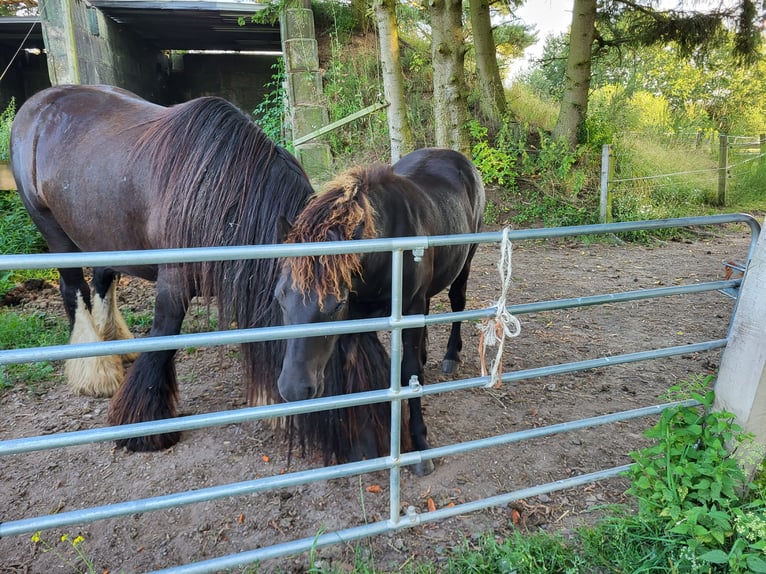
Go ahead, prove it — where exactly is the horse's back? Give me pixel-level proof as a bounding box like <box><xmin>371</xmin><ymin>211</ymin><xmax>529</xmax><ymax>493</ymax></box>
<box><xmin>392</xmin><ymin>148</ymin><xmax>485</xmax><ymax>234</ymax></box>
<box><xmin>11</xmin><ymin>86</ymin><xmax>169</xmax><ymax>260</ymax></box>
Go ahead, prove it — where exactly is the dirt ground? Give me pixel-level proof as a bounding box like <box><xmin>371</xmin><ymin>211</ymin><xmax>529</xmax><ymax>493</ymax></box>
<box><xmin>0</xmin><ymin>221</ymin><xmax>755</xmax><ymax>574</ymax></box>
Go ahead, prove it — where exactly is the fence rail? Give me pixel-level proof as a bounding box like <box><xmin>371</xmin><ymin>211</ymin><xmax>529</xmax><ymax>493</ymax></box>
<box><xmin>0</xmin><ymin>213</ymin><xmax>760</xmax><ymax>573</ymax></box>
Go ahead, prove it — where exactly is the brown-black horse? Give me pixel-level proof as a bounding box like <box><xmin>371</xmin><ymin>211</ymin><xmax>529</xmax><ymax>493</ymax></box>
<box><xmin>275</xmin><ymin>148</ymin><xmax>486</xmax><ymax>475</ymax></box>
<box><xmin>11</xmin><ymin>84</ymin><xmax>315</xmax><ymax>451</ymax></box>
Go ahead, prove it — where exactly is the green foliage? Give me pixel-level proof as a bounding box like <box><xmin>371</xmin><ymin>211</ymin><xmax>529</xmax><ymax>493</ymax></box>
<box><xmin>252</xmin><ymin>59</ymin><xmax>289</xmax><ymax>149</ymax></box>
<box><xmin>505</xmin><ymin>82</ymin><xmax>558</xmax><ymax>133</ymax></box>
<box><xmin>0</xmin><ymin>190</ymin><xmax>55</xmax><ymax>295</ymax></box>
<box><xmin>439</xmin><ymin>531</ymin><xmax>585</xmax><ymax>573</ymax></box>
<box><xmin>626</xmin><ymin>383</ymin><xmax>766</xmax><ymax>573</ymax></box>
<box><xmin>470</xmin><ymin>118</ymin><xmax>596</xmax><ymax>228</ymax></box>
<box><xmin>0</xmin><ymin>97</ymin><xmax>15</xmax><ymax>162</ymax></box>
<box><xmin>469</xmin><ymin>121</ymin><xmax>517</xmax><ymax>189</ymax></box>
<box><xmin>0</xmin><ymin>309</ymin><xmax>68</xmax><ymax>390</ymax></box>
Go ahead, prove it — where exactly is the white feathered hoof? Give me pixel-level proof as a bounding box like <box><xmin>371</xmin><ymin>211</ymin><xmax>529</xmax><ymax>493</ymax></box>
<box><xmin>65</xmin><ymin>355</ymin><xmax>124</xmax><ymax>397</ymax></box>
<box><xmin>66</xmin><ymin>294</ymin><xmax>125</xmax><ymax>397</ymax></box>
<box><xmin>441</xmin><ymin>358</ymin><xmax>460</xmax><ymax>374</ymax></box>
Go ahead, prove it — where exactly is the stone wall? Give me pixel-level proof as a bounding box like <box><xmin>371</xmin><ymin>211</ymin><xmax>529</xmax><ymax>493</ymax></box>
<box><xmin>42</xmin><ymin>0</ymin><xmax>165</xmax><ymax>102</ymax></box>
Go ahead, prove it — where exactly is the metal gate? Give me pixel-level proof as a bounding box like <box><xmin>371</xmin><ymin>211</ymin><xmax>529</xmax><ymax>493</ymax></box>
<box><xmin>0</xmin><ymin>213</ymin><xmax>759</xmax><ymax>573</ymax></box>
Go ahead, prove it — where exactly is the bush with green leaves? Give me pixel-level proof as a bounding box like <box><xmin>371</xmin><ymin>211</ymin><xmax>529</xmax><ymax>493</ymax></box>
<box><xmin>0</xmin><ymin>97</ymin><xmax>15</xmax><ymax>162</ymax></box>
<box><xmin>470</xmin><ymin>118</ymin><xmax>597</xmax><ymax>228</ymax></box>
<box><xmin>626</xmin><ymin>383</ymin><xmax>766</xmax><ymax>573</ymax></box>
<box><xmin>252</xmin><ymin>59</ymin><xmax>289</xmax><ymax>149</ymax></box>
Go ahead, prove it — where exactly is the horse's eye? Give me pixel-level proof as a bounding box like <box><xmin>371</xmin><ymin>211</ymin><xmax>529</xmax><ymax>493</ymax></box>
<box><xmin>334</xmin><ymin>299</ymin><xmax>347</xmax><ymax>313</ymax></box>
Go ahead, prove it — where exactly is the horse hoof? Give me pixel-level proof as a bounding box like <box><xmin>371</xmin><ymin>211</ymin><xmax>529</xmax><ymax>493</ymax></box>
<box><xmin>441</xmin><ymin>359</ymin><xmax>460</xmax><ymax>374</ymax></box>
<box><xmin>410</xmin><ymin>458</ymin><xmax>435</xmax><ymax>476</ymax></box>
<box><xmin>115</xmin><ymin>431</ymin><xmax>181</xmax><ymax>452</ymax></box>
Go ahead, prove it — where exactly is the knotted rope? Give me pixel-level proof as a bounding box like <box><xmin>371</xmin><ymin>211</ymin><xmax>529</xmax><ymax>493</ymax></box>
<box><xmin>478</xmin><ymin>227</ymin><xmax>521</xmax><ymax>388</ymax></box>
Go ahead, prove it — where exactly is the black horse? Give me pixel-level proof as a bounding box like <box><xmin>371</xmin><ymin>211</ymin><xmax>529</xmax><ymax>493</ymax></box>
<box><xmin>11</xmin><ymin>84</ymin><xmax>315</xmax><ymax>451</ymax></box>
<box><xmin>275</xmin><ymin>148</ymin><xmax>486</xmax><ymax>475</ymax></box>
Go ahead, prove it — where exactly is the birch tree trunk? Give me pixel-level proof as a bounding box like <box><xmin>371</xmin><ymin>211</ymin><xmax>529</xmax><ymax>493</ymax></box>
<box><xmin>469</xmin><ymin>0</ymin><xmax>507</xmax><ymax>131</ymax></box>
<box><xmin>429</xmin><ymin>0</ymin><xmax>471</xmax><ymax>154</ymax></box>
<box><xmin>374</xmin><ymin>0</ymin><xmax>414</xmax><ymax>162</ymax></box>
<box><xmin>552</xmin><ymin>0</ymin><xmax>597</xmax><ymax>147</ymax></box>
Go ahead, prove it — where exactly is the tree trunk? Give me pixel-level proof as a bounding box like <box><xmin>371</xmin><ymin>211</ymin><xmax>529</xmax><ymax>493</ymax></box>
<box><xmin>469</xmin><ymin>0</ymin><xmax>507</xmax><ymax>132</ymax></box>
<box><xmin>552</xmin><ymin>0</ymin><xmax>596</xmax><ymax>147</ymax></box>
<box><xmin>429</xmin><ymin>0</ymin><xmax>471</xmax><ymax>154</ymax></box>
<box><xmin>374</xmin><ymin>0</ymin><xmax>414</xmax><ymax>162</ymax></box>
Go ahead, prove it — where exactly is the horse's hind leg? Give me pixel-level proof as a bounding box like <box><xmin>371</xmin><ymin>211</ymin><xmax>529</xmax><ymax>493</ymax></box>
<box><xmin>92</xmin><ymin>268</ymin><xmax>139</xmax><ymax>362</ymax></box>
<box><xmin>60</xmin><ymin>267</ymin><xmax>124</xmax><ymax>397</ymax></box>
<box><xmin>442</xmin><ymin>253</ymin><xmax>475</xmax><ymax>374</ymax></box>
<box><xmin>108</xmin><ymin>271</ymin><xmax>189</xmax><ymax>451</ymax></box>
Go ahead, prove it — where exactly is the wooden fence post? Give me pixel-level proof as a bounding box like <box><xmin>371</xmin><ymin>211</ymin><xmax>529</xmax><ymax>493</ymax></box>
<box><xmin>717</xmin><ymin>134</ymin><xmax>728</xmax><ymax>207</ymax></box>
<box><xmin>714</xmin><ymin>218</ymin><xmax>766</xmax><ymax>477</ymax></box>
<box><xmin>599</xmin><ymin>144</ymin><xmax>613</xmax><ymax>223</ymax></box>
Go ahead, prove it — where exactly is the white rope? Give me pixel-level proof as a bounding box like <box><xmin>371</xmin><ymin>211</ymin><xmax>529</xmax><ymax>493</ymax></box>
<box><xmin>477</xmin><ymin>227</ymin><xmax>521</xmax><ymax>389</ymax></box>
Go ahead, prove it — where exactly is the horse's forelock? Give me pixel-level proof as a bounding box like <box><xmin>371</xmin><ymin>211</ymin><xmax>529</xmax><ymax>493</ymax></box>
<box><xmin>285</xmin><ymin>168</ymin><xmax>378</xmax><ymax>308</ymax></box>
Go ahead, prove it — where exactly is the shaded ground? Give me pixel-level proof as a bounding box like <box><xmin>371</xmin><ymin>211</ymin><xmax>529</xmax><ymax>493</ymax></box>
<box><xmin>0</xmin><ymin>222</ymin><xmax>754</xmax><ymax>573</ymax></box>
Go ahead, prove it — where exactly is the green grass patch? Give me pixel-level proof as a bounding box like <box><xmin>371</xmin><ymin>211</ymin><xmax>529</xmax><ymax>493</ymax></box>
<box><xmin>0</xmin><ymin>309</ymin><xmax>68</xmax><ymax>390</ymax></box>
<box><xmin>0</xmin><ymin>190</ymin><xmax>55</xmax><ymax>296</ymax></box>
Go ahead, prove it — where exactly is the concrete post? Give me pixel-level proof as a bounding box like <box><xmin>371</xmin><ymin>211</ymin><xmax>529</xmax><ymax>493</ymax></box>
<box><xmin>281</xmin><ymin>8</ymin><xmax>332</xmax><ymax>184</ymax></box>
<box><xmin>38</xmin><ymin>0</ymin><xmax>78</xmax><ymax>85</ymax></box>
<box><xmin>714</xmin><ymin>218</ymin><xmax>766</xmax><ymax>475</ymax></box>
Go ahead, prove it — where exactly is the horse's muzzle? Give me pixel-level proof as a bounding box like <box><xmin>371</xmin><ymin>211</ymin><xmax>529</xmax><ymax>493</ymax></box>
<box><xmin>277</xmin><ymin>371</ymin><xmax>324</xmax><ymax>402</ymax></box>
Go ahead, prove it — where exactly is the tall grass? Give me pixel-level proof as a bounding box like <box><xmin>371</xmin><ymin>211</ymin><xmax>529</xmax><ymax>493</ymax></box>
<box><xmin>728</xmin><ymin>149</ymin><xmax>766</xmax><ymax>213</ymax></box>
<box><xmin>0</xmin><ymin>190</ymin><xmax>55</xmax><ymax>295</ymax></box>
<box><xmin>610</xmin><ymin>133</ymin><xmax>720</xmax><ymax>222</ymax></box>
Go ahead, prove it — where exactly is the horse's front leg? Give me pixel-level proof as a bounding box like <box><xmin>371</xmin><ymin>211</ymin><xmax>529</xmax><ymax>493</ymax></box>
<box><xmin>61</xmin><ymin>266</ymin><xmax>124</xmax><ymax>397</ymax></box>
<box><xmin>108</xmin><ymin>272</ymin><xmax>189</xmax><ymax>451</ymax></box>
<box><xmin>401</xmin><ymin>325</ymin><xmax>435</xmax><ymax>476</ymax></box>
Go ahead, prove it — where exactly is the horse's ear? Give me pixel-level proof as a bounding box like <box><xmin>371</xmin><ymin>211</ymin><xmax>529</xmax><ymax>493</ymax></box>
<box><xmin>277</xmin><ymin>215</ymin><xmax>293</xmax><ymax>243</ymax></box>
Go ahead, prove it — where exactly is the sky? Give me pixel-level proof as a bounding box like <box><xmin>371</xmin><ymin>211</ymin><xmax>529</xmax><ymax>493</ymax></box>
<box><xmin>509</xmin><ymin>0</ymin><xmax>743</xmax><ymax>76</ymax></box>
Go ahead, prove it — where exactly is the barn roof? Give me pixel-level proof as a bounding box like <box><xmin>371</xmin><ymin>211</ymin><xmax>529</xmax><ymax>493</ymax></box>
<box><xmin>0</xmin><ymin>1</ymin><xmax>281</xmax><ymax>53</ymax></box>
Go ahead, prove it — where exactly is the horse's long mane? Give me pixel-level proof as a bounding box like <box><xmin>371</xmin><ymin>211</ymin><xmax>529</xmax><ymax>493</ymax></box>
<box><xmin>130</xmin><ymin>96</ymin><xmax>314</xmax><ymax>403</ymax></box>
<box><xmin>286</xmin><ymin>166</ymin><xmax>381</xmax><ymax>305</ymax></box>
<box><xmin>299</xmin><ymin>331</ymin><xmax>411</xmax><ymax>464</ymax></box>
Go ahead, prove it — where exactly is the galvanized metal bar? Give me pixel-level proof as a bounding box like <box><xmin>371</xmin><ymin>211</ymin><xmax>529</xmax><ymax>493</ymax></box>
<box><xmin>418</xmin><ymin>339</ymin><xmax>728</xmax><ymax>399</ymax></box>
<box><xmin>395</xmin><ymin>400</ymin><xmax>699</xmax><ymax>467</ymax></box>
<box><xmin>0</xmin><ymin>339</ymin><xmax>725</xmax><ymax>456</ymax></box>
<box><xmin>2</xmin><ymin>397</ymin><xmax>692</xmax><ymax>540</ymax></box>
<box><xmin>427</xmin><ymin>279</ymin><xmax>743</xmax><ymax>327</ymax></box>
<box><xmin>0</xmin><ymin>236</ymin><xmax>432</xmax><ymax>270</ymax></box>
<box><xmin>0</xmin><ymin>279</ymin><xmax>740</xmax><ymax>366</ymax></box>
<box><xmin>0</xmin><ymin>213</ymin><xmax>757</xmax><ymax>271</ymax></box>
<box><xmin>0</xmin><ymin>456</ymin><xmax>391</xmax><ymax>538</ymax></box>
<box><xmin>388</xmin><ymin>249</ymin><xmax>405</xmax><ymax>526</ymax></box>
<box><xmin>0</xmin><ymin>213</ymin><xmax>759</xmax><ymax>573</ymax></box>
<box><xmin>148</xmin><ymin>464</ymin><xmax>635</xmax><ymax>574</ymax></box>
